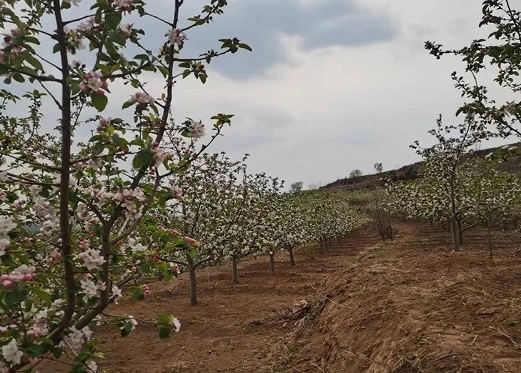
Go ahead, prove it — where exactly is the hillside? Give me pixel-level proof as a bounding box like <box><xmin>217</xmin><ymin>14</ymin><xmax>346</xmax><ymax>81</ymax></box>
<box><xmin>321</xmin><ymin>142</ymin><xmax>521</xmax><ymax>191</ymax></box>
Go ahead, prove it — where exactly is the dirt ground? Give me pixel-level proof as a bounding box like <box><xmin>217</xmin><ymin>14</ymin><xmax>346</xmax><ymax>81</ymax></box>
<box><xmin>42</xmin><ymin>222</ymin><xmax>521</xmax><ymax>373</ymax></box>
<box><xmin>269</xmin><ymin>223</ymin><xmax>521</xmax><ymax>373</ymax></box>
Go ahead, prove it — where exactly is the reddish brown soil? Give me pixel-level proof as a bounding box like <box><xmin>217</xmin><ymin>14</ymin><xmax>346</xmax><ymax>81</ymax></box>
<box><xmin>90</xmin><ymin>227</ymin><xmax>379</xmax><ymax>373</ymax></box>
<box><xmin>43</xmin><ymin>222</ymin><xmax>521</xmax><ymax>373</ymax></box>
<box><xmin>271</xmin><ymin>223</ymin><xmax>521</xmax><ymax>373</ymax></box>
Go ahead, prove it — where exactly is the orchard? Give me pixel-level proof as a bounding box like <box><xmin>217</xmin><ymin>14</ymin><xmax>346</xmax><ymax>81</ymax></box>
<box><xmin>0</xmin><ymin>0</ymin><xmax>368</xmax><ymax>371</ymax></box>
<box><xmin>2</xmin><ymin>0</ymin><xmax>521</xmax><ymax>372</ymax></box>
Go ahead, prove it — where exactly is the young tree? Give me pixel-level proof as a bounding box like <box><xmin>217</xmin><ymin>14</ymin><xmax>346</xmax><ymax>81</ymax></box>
<box><xmin>225</xmin><ymin>172</ymin><xmax>283</xmax><ymax>281</ymax></box>
<box><xmin>0</xmin><ymin>0</ymin><xmax>250</xmax><ymax>370</ymax></box>
<box><xmin>158</xmin><ymin>152</ymin><xmax>249</xmax><ymax>305</ymax></box>
<box><xmin>289</xmin><ymin>181</ymin><xmax>303</xmax><ymax>193</ymax></box>
<box><xmin>369</xmin><ymin>187</ymin><xmax>393</xmax><ymax>241</ymax></box>
<box><xmin>374</xmin><ymin>162</ymin><xmax>383</xmax><ymax>173</ymax></box>
<box><xmin>425</xmin><ymin>0</ymin><xmax>521</xmax><ymax>139</ymax></box>
<box><xmin>349</xmin><ymin>169</ymin><xmax>363</xmax><ymax>179</ymax></box>
<box><xmin>409</xmin><ymin>115</ymin><xmax>483</xmax><ymax>251</ymax></box>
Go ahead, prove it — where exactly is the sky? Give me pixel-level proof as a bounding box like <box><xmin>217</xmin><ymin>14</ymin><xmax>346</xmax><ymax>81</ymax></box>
<box><xmin>135</xmin><ymin>0</ymin><xmax>513</xmax><ymax>188</ymax></box>
<box><xmin>3</xmin><ymin>0</ymin><xmax>515</xmax><ymax>189</ymax></box>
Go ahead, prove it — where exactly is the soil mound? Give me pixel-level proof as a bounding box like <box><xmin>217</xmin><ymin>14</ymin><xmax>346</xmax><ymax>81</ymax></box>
<box><xmin>268</xmin><ymin>223</ymin><xmax>521</xmax><ymax>373</ymax></box>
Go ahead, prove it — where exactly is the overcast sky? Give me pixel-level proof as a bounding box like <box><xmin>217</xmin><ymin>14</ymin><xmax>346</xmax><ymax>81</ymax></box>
<box><xmin>143</xmin><ymin>0</ymin><xmax>512</xmax><ymax>188</ymax></box>
<box><xmin>4</xmin><ymin>0</ymin><xmax>515</xmax><ymax>188</ymax></box>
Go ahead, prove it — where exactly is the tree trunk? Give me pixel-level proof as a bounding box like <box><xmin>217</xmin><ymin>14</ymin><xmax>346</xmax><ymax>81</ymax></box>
<box><xmin>269</xmin><ymin>252</ymin><xmax>275</xmax><ymax>273</ymax></box>
<box><xmin>289</xmin><ymin>247</ymin><xmax>295</xmax><ymax>266</ymax></box>
<box><xmin>232</xmin><ymin>254</ymin><xmax>239</xmax><ymax>284</ymax></box>
<box><xmin>187</xmin><ymin>255</ymin><xmax>198</xmax><ymax>305</ymax></box>
<box><xmin>450</xmin><ymin>217</ymin><xmax>460</xmax><ymax>252</ymax></box>
<box><xmin>457</xmin><ymin>219</ymin><xmax>463</xmax><ymax>245</ymax></box>
<box><xmin>319</xmin><ymin>238</ymin><xmax>324</xmax><ymax>254</ymax></box>
<box><xmin>488</xmin><ymin>220</ymin><xmax>493</xmax><ymax>260</ymax></box>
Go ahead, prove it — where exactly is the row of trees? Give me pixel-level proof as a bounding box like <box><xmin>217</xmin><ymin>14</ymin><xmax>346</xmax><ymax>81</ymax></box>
<box><xmin>0</xmin><ymin>0</ymin><xmax>264</xmax><ymax>371</ymax></box>
<box><xmin>383</xmin><ymin>0</ymin><xmax>521</xmax><ymax>255</ymax></box>
<box><xmin>133</xmin><ymin>152</ymin><xmax>369</xmax><ymax>306</ymax></box>
<box><xmin>0</xmin><ymin>2</ymin><xmax>368</xmax><ymax>371</ymax></box>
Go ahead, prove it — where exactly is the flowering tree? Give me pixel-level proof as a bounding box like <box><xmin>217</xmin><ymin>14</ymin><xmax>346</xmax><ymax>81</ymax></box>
<box><xmin>0</xmin><ymin>0</ymin><xmax>250</xmax><ymax>371</ymax></box>
<box><xmin>425</xmin><ymin>0</ymin><xmax>521</xmax><ymax>139</ymax></box>
<box><xmin>406</xmin><ymin>115</ymin><xmax>485</xmax><ymax>251</ymax></box>
<box><xmin>469</xmin><ymin>161</ymin><xmax>521</xmax><ymax>257</ymax></box>
<box><xmin>155</xmin><ymin>152</ymin><xmax>249</xmax><ymax>305</ymax></box>
<box><xmin>270</xmin><ymin>193</ymin><xmax>311</xmax><ymax>267</ymax></box>
<box><xmin>300</xmin><ymin>191</ymin><xmax>366</xmax><ymax>254</ymax></box>
<box><xmin>387</xmin><ymin>153</ymin><xmax>520</xmax><ymax>252</ymax></box>
<box><xmin>224</xmin><ymin>172</ymin><xmax>284</xmax><ymax>280</ymax></box>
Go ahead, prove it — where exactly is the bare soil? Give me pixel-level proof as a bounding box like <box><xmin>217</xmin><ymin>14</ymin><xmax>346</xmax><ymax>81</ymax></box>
<box><xmin>43</xmin><ymin>222</ymin><xmax>521</xmax><ymax>372</ymax></box>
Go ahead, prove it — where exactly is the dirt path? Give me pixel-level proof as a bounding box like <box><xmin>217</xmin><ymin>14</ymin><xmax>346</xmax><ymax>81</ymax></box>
<box><xmin>93</xmin><ymin>228</ymin><xmax>382</xmax><ymax>373</ymax></box>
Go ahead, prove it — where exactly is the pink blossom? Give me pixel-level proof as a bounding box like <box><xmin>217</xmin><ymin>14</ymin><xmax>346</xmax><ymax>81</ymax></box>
<box><xmin>0</xmin><ymin>238</ymin><xmax>9</xmax><ymax>256</ymax></box>
<box><xmin>186</xmin><ymin>118</ymin><xmax>205</xmax><ymax>139</ymax></box>
<box><xmin>128</xmin><ymin>92</ymin><xmax>155</xmax><ymax>106</ymax></box>
<box><xmin>171</xmin><ymin>186</ymin><xmax>183</xmax><ymax>201</ymax></box>
<box><xmin>114</xmin><ymin>0</ymin><xmax>133</xmax><ymax>12</ymax></box>
<box><xmin>77</xmin><ymin>249</ymin><xmax>105</xmax><ymax>270</ymax></box>
<box><xmin>77</xmin><ymin>17</ymin><xmax>95</xmax><ymax>32</ymax></box>
<box><xmin>80</xmin><ymin>70</ymin><xmax>108</xmax><ymax>94</ymax></box>
<box><xmin>167</xmin><ymin>29</ymin><xmax>188</xmax><ymax>46</ymax></box>
<box><xmin>120</xmin><ymin>23</ymin><xmax>133</xmax><ymax>38</ymax></box>
<box><xmin>151</xmin><ymin>143</ymin><xmax>166</xmax><ymax>167</ymax></box>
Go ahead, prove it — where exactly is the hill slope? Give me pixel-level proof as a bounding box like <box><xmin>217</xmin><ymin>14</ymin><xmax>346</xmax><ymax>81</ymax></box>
<box><xmin>322</xmin><ymin>142</ymin><xmax>521</xmax><ymax>191</ymax></box>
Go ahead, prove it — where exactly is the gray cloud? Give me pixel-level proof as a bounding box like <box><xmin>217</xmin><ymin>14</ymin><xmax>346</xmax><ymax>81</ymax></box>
<box><xmin>23</xmin><ymin>0</ymin><xmax>396</xmax><ymax>81</ymax></box>
<box><xmin>143</xmin><ymin>0</ymin><xmax>397</xmax><ymax>79</ymax></box>
<box><xmin>210</xmin><ymin>108</ymin><xmax>294</xmax><ymax>154</ymax></box>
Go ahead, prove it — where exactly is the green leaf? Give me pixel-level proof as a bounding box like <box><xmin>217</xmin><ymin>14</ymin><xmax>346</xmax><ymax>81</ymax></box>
<box><xmin>30</xmin><ymin>287</ymin><xmax>52</xmax><ymax>305</ymax></box>
<box><xmin>133</xmin><ymin>54</ymin><xmax>150</xmax><ymax>60</ymax></box>
<box><xmin>26</xmin><ymin>342</ymin><xmax>46</xmax><ymax>357</ymax></box>
<box><xmin>199</xmin><ymin>74</ymin><xmax>207</xmax><ymax>84</ymax></box>
<box><xmin>158</xmin><ymin>326</ymin><xmax>171</xmax><ymax>339</ymax></box>
<box><xmin>0</xmin><ymin>64</ymin><xmax>9</xmax><ymax>75</ymax></box>
<box><xmin>91</xmin><ymin>94</ymin><xmax>108</xmax><ymax>112</ymax></box>
<box><xmin>121</xmin><ymin>322</ymin><xmax>133</xmax><ymax>337</ymax></box>
<box><xmin>12</xmin><ymin>73</ymin><xmax>25</xmax><ymax>83</ymax></box>
<box><xmin>238</xmin><ymin>43</ymin><xmax>252</xmax><ymax>52</ymax></box>
<box><xmin>105</xmin><ymin>42</ymin><xmax>119</xmax><ymax>57</ymax></box>
<box><xmin>142</xmin><ymin>64</ymin><xmax>156</xmax><ymax>72</ymax></box>
<box><xmin>52</xmin><ymin>347</ymin><xmax>63</xmax><ymax>359</ymax></box>
<box><xmin>140</xmin><ymin>262</ymin><xmax>151</xmax><ymax>274</ymax></box>
<box><xmin>5</xmin><ymin>291</ymin><xmax>24</xmax><ymax>310</ymax></box>
<box><xmin>132</xmin><ymin>150</ymin><xmax>153</xmax><ymax>169</ymax></box>
<box><xmin>69</xmin><ymin>190</ymin><xmax>80</xmax><ymax>204</ymax></box>
<box><xmin>52</xmin><ymin>43</ymin><xmax>61</xmax><ymax>54</ymax></box>
<box><xmin>105</xmin><ymin>11</ymin><xmax>122</xmax><ymax>30</ymax></box>
<box><xmin>24</xmin><ymin>36</ymin><xmax>40</xmax><ymax>45</ymax></box>
<box><xmin>122</xmin><ymin>100</ymin><xmax>133</xmax><ymax>109</ymax></box>
<box><xmin>182</xmin><ymin>69</ymin><xmax>191</xmax><ymax>79</ymax></box>
<box><xmin>157</xmin><ymin>66</ymin><xmax>169</xmax><ymax>77</ymax></box>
